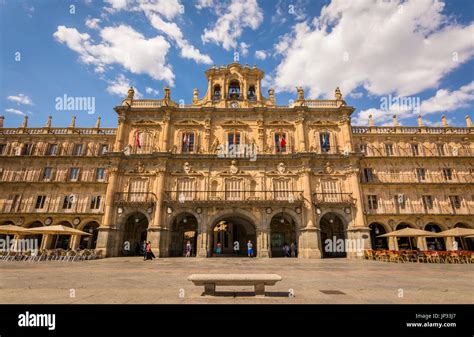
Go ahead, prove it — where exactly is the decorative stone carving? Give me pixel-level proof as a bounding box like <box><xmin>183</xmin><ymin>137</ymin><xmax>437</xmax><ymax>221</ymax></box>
<box><xmin>230</xmin><ymin>160</ymin><xmax>239</xmax><ymax>175</ymax></box>
<box><xmin>277</xmin><ymin>162</ymin><xmax>286</xmax><ymax>174</ymax></box>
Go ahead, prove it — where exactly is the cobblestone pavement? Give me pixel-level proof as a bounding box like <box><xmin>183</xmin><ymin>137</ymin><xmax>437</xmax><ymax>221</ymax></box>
<box><xmin>0</xmin><ymin>257</ymin><xmax>472</xmax><ymax>304</ymax></box>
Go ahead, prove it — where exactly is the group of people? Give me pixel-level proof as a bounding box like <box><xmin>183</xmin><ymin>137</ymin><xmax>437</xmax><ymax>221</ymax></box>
<box><xmin>142</xmin><ymin>240</ymin><xmax>155</xmax><ymax>261</ymax></box>
<box><xmin>282</xmin><ymin>242</ymin><xmax>297</xmax><ymax>257</ymax></box>
<box><xmin>214</xmin><ymin>240</ymin><xmax>255</xmax><ymax>257</ymax></box>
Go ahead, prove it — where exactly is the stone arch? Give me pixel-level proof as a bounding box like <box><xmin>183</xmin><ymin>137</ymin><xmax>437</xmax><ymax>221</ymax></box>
<box><xmin>168</xmin><ymin>211</ymin><xmax>199</xmax><ymax>257</ymax></box>
<box><xmin>318</xmin><ymin>209</ymin><xmax>350</xmax><ymax>229</ymax></box>
<box><xmin>368</xmin><ymin>222</ymin><xmax>389</xmax><ymax>250</ymax></box>
<box><xmin>208</xmin><ymin>210</ymin><xmax>258</xmax><ymax>257</ymax></box>
<box><xmin>269</xmin><ymin>211</ymin><xmax>298</xmax><ymax>257</ymax></box>
<box><xmin>118</xmin><ymin>211</ymin><xmax>150</xmax><ymax>256</ymax></box>
<box><xmin>424</xmin><ymin>222</ymin><xmax>446</xmax><ymax>251</ymax></box>
<box><xmin>266</xmin><ymin>208</ymin><xmax>303</xmax><ymax>229</ymax></box>
<box><xmin>453</xmin><ymin>222</ymin><xmax>474</xmax><ymax>250</ymax></box>
<box><xmin>319</xmin><ymin>212</ymin><xmax>348</xmax><ymax>258</ymax></box>
<box><xmin>79</xmin><ymin>221</ymin><xmax>100</xmax><ymax>250</ymax></box>
<box><xmin>396</xmin><ymin>222</ymin><xmax>417</xmax><ymax>250</ymax></box>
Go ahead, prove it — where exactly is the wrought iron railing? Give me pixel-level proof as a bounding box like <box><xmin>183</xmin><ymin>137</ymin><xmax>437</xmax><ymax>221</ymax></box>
<box><xmin>164</xmin><ymin>190</ymin><xmax>304</xmax><ymax>203</ymax></box>
<box><xmin>114</xmin><ymin>192</ymin><xmax>157</xmax><ymax>204</ymax></box>
<box><xmin>313</xmin><ymin>193</ymin><xmax>354</xmax><ymax>204</ymax></box>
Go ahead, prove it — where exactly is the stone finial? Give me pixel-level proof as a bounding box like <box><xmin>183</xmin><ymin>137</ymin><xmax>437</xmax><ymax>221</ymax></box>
<box><xmin>392</xmin><ymin>114</ymin><xmax>399</xmax><ymax>127</ymax></box>
<box><xmin>417</xmin><ymin>114</ymin><xmax>424</xmax><ymax>127</ymax></box>
<box><xmin>335</xmin><ymin>87</ymin><xmax>343</xmax><ymax>100</ymax></box>
<box><xmin>95</xmin><ymin>116</ymin><xmax>101</xmax><ymax>128</ymax></box>
<box><xmin>369</xmin><ymin>114</ymin><xmax>374</xmax><ymax>127</ymax></box>
<box><xmin>268</xmin><ymin>88</ymin><xmax>275</xmax><ymax>99</ymax></box>
<box><xmin>465</xmin><ymin>115</ymin><xmax>472</xmax><ymax>128</ymax></box>
<box><xmin>21</xmin><ymin>116</ymin><xmax>28</xmax><ymax>128</ymax></box>
<box><xmin>441</xmin><ymin>115</ymin><xmax>448</xmax><ymax>127</ymax></box>
<box><xmin>127</xmin><ymin>87</ymin><xmax>135</xmax><ymax>100</ymax></box>
<box><xmin>0</xmin><ymin>116</ymin><xmax>4</xmax><ymax>128</ymax></box>
<box><xmin>193</xmin><ymin>88</ymin><xmax>199</xmax><ymax>102</ymax></box>
<box><xmin>45</xmin><ymin>116</ymin><xmax>52</xmax><ymax>128</ymax></box>
<box><xmin>296</xmin><ymin>86</ymin><xmax>305</xmax><ymax>101</ymax></box>
<box><xmin>164</xmin><ymin>86</ymin><xmax>171</xmax><ymax>100</ymax></box>
<box><xmin>69</xmin><ymin>116</ymin><xmax>76</xmax><ymax>128</ymax></box>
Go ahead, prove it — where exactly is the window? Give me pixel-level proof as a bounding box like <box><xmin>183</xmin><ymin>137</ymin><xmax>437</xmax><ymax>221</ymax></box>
<box><xmin>46</xmin><ymin>144</ymin><xmax>58</xmax><ymax>156</ymax></box>
<box><xmin>42</xmin><ymin>167</ymin><xmax>53</xmax><ymax>181</ymax></box>
<box><xmin>177</xmin><ymin>178</ymin><xmax>195</xmax><ymax>201</ymax></box>
<box><xmin>248</xmin><ymin>85</ymin><xmax>256</xmax><ymax>100</ymax></box>
<box><xmin>99</xmin><ymin>144</ymin><xmax>109</xmax><ymax>155</ymax></box>
<box><xmin>21</xmin><ymin>143</ymin><xmax>34</xmax><ymax>156</ymax></box>
<box><xmin>72</xmin><ymin>144</ymin><xmax>83</xmax><ymax>156</ymax></box>
<box><xmin>35</xmin><ymin>195</ymin><xmax>46</xmax><ymax>209</ymax></box>
<box><xmin>90</xmin><ymin>196</ymin><xmax>101</xmax><ymax>210</ymax></box>
<box><xmin>422</xmin><ymin>195</ymin><xmax>433</xmax><ymax>210</ymax></box>
<box><xmin>385</xmin><ymin>144</ymin><xmax>394</xmax><ymax>156</ymax></box>
<box><xmin>273</xmin><ymin>179</ymin><xmax>290</xmax><ymax>200</ymax></box>
<box><xmin>213</xmin><ymin>85</ymin><xmax>221</xmax><ymax>100</ymax></box>
<box><xmin>449</xmin><ymin>196</ymin><xmax>461</xmax><ymax>210</ymax></box>
<box><xmin>129</xmin><ymin>179</ymin><xmax>148</xmax><ymax>202</ymax></box>
<box><xmin>359</xmin><ymin>144</ymin><xmax>368</xmax><ymax>155</ymax></box>
<box><xmin>436</xmin><ymin>143</ymin><xmax>445</xmax><ymax>156</ymax></box>
<box><xmin>62</xmin><ymin>195</ymin><xmax>74</xmax><ymax>209</ymax></box>
<box><xmin>0</xmin><ymin>144</ymin><xmax>6</xmax><ymax>155</ymax></box>
<box><xmin>395</xmin><ymin>194</ymin><xmax>406</xmax><ymax>209</ymax></box>
<box><xmin>367</xmin><ymin>195</ymin><xmax>378</xmax><ymax>210</ymax></box>
<box><xmin>96</xmin><ymin>168</ymin><xmax>105</xmax><ymax>181</ymax></box>
<box><xmin>274</xmin><ymin>132</ymin><xmax>287</xmax><ymax>153</ymax></box>
<box><xmin>319</xmin><ymin>132</ymin><xmax>331</xmax><ymax>152</ymax></box>
<box><xmin>227</xmin><ymin>132</ymin><xmax>241</xmax><ymax>147</ymax></box>
<box><xmin>8</xmin><ymin>195</ymin><xmax>20</xmax><ymax>212</ymax></box>
<box><xmin>363</xmin><ymin>168</ymin><xmax>374</xmax><ymax>182</ymax></box>
<box><xmin>411</xmin><ymin>143</ymin><xmax>419</xmax><ymax>156</ymax></box>
<box><xmin>416</xmin><ymin>168</ymin><xmax>426</xmax><ymax>181</ymax></box>
<box><xmin>225</xmin><ymin>179</ymin><xmax>242</xmax><ymax>200</ymax></box>
<box><xmin>181</xmin><ymin>132</ymin><xmax>195</xmax><ymax>152</ymax></box>
<box><xmin>442</xmin><ymin>168</ymin><xmax>452</xmax><ymax>181</ymax></box>
<box><xmin>69</xmin><ymin>168</ymin><xmax>80</xmax><ymax>181</ymax></box>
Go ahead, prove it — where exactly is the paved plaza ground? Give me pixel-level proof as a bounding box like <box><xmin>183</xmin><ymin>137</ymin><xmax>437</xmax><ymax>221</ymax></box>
<box><xmin>0</xmin><ymin>257</ymin><xmax>472</xmax><ymax>304</ymax></box>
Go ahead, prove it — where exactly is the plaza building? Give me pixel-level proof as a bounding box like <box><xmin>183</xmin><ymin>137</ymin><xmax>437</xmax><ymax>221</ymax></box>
<box><xmin>0</xmin><ymin>63</ymin><xmax>473</xmax><ymax>258</ymax></box>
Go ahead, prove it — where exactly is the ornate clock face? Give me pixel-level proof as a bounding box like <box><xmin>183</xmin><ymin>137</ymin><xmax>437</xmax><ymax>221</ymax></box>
<box><xmin>230</xmin><ymin>101</ymin><xmax>239</xmax><ymax>108</ymax></box>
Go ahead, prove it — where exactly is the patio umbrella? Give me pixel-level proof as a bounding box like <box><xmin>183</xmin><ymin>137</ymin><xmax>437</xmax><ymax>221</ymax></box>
<box><xmin>431</xmin><ymin>228</ymin><xmax>474</xmax><ymax>237</ymax></box>
<box><xmin>26</xmin><ymin>225</ymin><xmax>92</xmax><ymax>249</ymax></box>
<box><xmin>0</xmin><ymin>224</ymin><xmax>33</xmax><ymax>235</ymax></box>
<box><xmin>377</xmin><ymin>228</ymin><xmax>436</xmax><ymax>250</ymax></box>
<box><xmin>26</xmin><ymin>225</ymin><xmax>91</xmax><ymax>236</ymax></box>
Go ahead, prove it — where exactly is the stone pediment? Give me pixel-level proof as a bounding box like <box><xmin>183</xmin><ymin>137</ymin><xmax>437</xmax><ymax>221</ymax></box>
<box><xmin>309</xmin><ymin>120</ymin><xmax>339</xmax><ymax>127</ymax></box>
<box><xmin>221</xmin><ymin>120</ymin><xmax>249</xmax><ymax>128</ymax></box>
<box><xmin>175</xmin><ymin>119</ymin><xmax>202</xmax><ymax>126</ymax></box>
<box><xmin>267</xmin><ymin>120</ymin><xmax>293</xmax><ymax>127</ymax></box>
<box><xmin>133</xmin><ymin>120</ymin><xmax>161</xmax><ymax>127</ymax></box>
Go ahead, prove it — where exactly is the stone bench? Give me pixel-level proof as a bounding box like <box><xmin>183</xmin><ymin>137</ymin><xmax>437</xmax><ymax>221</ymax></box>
<box><xmin>188</xmin><ymin>274</ymin><xmax>282</xmax><ymax>296</ymax></box>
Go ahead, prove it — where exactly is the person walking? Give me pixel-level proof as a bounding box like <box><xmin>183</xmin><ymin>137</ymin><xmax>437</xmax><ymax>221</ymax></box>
<box><xmin>216</xmin><ymin>242</ymin><xmax>222</xmax><ymax>254</ymax></box>
<box><xmin>290</xmin><ymin>242</ymin><xmax>296</xmax><ymax>257</ymax></box>
<box><xmin>185</xmin><ymin>241</ymin><xmax>192</xmax><ymax>257</ymax></box>
<box><xmin>145</xmin><ymin>241</ymin><xmax>155</xmax><ymax>260</ymax></box>
<box><xmin>247</xmin><ymin>240</ymin><xmax>254</xmax><ymax>258</ymax></box>
<box><xmin>142</xmin><ymin>240</ymin><xmax>147</xmax><ymax>260</ymax></box>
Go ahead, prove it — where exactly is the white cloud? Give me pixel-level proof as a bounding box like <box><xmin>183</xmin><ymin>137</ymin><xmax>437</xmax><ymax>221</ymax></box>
<box><xmin>201</xmin><ymin>0</ymin><xmax>263</xmax><ymax>50</ymax></box>
<box><xmin>195</xmin><ymin>0</ymin><xmax>214</xmax><ymax>10</ymax></box>
<box><xmin>349</xmin><ymin>92</ymin><xmax>363</xmax><ymax>99</ymax></box>
<box><xmin>420</xmin><ymin>81</ymin><xmax>474</xmax><ymax>114</ymax></box>
<box><xmin>239</xmin><ymin>42</ymin><xmax>249</xmax><ymax>56</ymax></box>
<box><xmin>5</xmin><ymin>108</ymin><xmax>25</xmax><ymax>116</ymax></box>
<box><xmin>272</xmin><ymin>0</ymin><xmax>474</xmax><ymax>99</ymax></box>
<box><xmin>53</xmin><ymin>24</ymin><xmax>175</xmax><ymax>85</ymax></box>
<box><xmin>147</xmin><ymin>14</ymin><xmax>212</xmax><ymax>64</ymax></box>
<box><xmin>85</xmin><ymin>17</ymin><xmax>101</xmax><ymax>30</ymax></box>
<box><xmin>145</xmin><ymin>87</ymin><xmax>159</xmax><ymax>95</ymax></box>
<box><xmin>107</xmin><ymin>74</ymin><xmax>143</xmax><ymax>98</ymax></box>
<box><xmin>104</xmin><ymin>0</ymin><xmax>182</xmax><ymax>20</ymax></box>
<box><xmin>255</xmin><ymin>50</ymin><xmax>267</xmax><ymax>60</ymax></box>
<box><xmin>7</xmin><ymin>94</ymin><xmax>33</xmax><ymax>105</ymax></box>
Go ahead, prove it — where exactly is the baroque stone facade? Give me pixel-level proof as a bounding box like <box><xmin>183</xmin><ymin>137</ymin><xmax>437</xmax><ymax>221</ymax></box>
<box><xmin>0</xmin><ymin>63</ymin><xmax>472</xmax><ymax>258</ymax></box>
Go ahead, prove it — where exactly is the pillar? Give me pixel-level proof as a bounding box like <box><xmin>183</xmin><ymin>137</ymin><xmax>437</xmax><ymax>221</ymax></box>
<box><xmin>295</xmin><ymin>115</ymin><xmax>306</xmax><ymax>152</ymax></box>
<box><xmin>299</xmin><ymin>168</ymin><xmax>321</xmax><ymax>258</ymax></box>
<box><xmin>96</xmin><ymin>167</ymin><xmax>119</xmax><ymax>256</ymax></box>
<box><xmin>69</xmin><ymin>235</ymin><xmax>81</xmax><ymax>250</ymax></box>
<box><xmin>114</xmin><ymin>115</ymin><xmax>127</xmax><ymax>152</ymax></box>
<box><xmin>349</xmin><ymin>170</ymin><xmax>367</xmax><ymax>228</ymax></box>
<box><xmin>161</xmin><ymin>114</ymin><xmax>170</xmax><ymax>151</ymax></box>
<box><xmin>256</xmin><ymin>229</ymin><xmax>270</xmax><ymax>258</ymax></box>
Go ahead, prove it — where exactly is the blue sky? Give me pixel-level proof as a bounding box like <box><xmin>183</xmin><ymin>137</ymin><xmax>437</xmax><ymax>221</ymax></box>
<box><xmin>1</xmin><ymin>0</ymin><xmax>473</xmax><ymax>128</ymax></box>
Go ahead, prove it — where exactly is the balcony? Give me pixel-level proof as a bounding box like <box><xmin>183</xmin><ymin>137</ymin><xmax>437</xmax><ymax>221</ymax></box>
<box><xmin>163</xmin><ymin>190</ymin><xmax>304</xmax><ymax>205</ymax></box>
<box><xmin>114</xmin><ymin>192</ymin><xmax>157</xmax><ymax>206</ymax></box>
<box><xmin>358</xmin><ymin>144</ymin><xmax>473</xmax><ymax>157</ymax></box>
<box><xmin>361</xmin><ymin>172</ymin><xmax>474</xmax><ymax>184</ymax></box>
<box><xmin>364</xmin><ymin>200</ymin><xmax>474</xmax><ymax>215</ymax></box>
<box><xmin>352</xmin><ymin>126</ymin><xmax>472</xmax><ymax>135</ymax></box>
<box><xmin>313</xmin><ymin>193</ymin><xmax>355</xmax><ymax>206</ymax></box>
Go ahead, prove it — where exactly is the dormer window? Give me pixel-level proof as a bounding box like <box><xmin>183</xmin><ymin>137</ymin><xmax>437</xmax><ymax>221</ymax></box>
<box><xmin>228</xmin><ymin>81</ymin><xmax>240</xmax><ymax>99</ymax></box>
<box><xmin>213</xmin><ymin>85</ymin><xmax>221</xmax><ymax>100</ymax></box>
<box><xmin>248</xmin><ymin>85</ymin><xmax>256</xmax><ymax>100</ymax></box>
